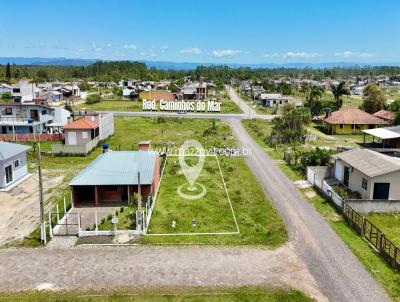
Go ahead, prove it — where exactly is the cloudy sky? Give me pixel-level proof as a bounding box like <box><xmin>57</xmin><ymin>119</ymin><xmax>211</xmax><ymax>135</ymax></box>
<box><xmin>0</xmin><ymin>0</ymin><xmax>399</xmax><ymax>63</ymax></box>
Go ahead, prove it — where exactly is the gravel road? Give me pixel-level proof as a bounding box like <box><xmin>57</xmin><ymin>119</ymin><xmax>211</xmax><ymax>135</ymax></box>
<box><xmin>229</xmin><ymin>117</ymin><xmax>390</xmax><ymax>302</ymax></box>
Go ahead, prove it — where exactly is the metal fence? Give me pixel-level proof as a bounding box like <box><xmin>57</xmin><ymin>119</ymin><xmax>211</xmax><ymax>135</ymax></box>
<box><xmin>343</xmin><ymin>201</ymin><xmax>400</xmax><ymax>270</ymax></box>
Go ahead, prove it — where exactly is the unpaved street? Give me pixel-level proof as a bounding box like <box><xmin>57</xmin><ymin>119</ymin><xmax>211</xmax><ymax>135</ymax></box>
<box><xmin>0</xmin><ymin>243</ymin><xmax>326</xmax><ymax>301</ymax></box>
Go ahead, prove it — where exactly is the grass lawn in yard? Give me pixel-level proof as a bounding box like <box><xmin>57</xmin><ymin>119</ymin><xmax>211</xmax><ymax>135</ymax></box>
<box><xmin>365</xmin><ymin>212</ymin><xmax>400</xmax><ymax>246</ymax></box>
<box><xmin>73</xmin><ymin>97</ymin><xmax>243</xmax><ymax>113</ymax></box>
<box><xmin>0</xmin><ymin>287</ymin><xmax>312</xmax><ymax>302</ymax></box>
<box><xmin>147</xmin><ymin>156</ymin><xmax>237</xmax><ymax>235</ymax></box>
<box><xmin>242</xmin><ymin>118</ymin><xmax>400</xmax><ymax>301</ymax></box>
<box><xmin>142</xmin><ymin>155</ymin><xmax>287</xmax><ymax>246</ymax></box>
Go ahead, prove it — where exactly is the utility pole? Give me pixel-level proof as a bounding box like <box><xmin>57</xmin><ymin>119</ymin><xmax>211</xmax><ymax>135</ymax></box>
<box><xmin>37</xmin><ymin>143</ymin><xmax>46</xmax><ymax>244</ymax></box>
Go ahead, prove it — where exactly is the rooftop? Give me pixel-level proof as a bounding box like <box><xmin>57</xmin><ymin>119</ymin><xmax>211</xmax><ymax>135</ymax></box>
<box><xmin>69</xmin><ymin>151</ymin><xmax>158</xmax><ymax>186</ymax></box>
<box><xmin>63</xmin><ymin>117</ymin><xmax>98</xmax><ymax>130</ymax></box>
<box><xmin>333</xmin><ymin>148</ymin><xmax>400</xmax><ymax>177</ymax></box>
<box><xmin>320</xmin><ymin>108</ymin><xmax>389</xmax><ymax>125</ymax></box>
<box><xmin>0</xmin><ymin>141</ymin><xmax>31</xmax><ymax>161</ymax></box>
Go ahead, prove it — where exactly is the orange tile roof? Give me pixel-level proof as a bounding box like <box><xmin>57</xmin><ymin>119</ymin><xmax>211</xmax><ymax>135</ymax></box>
<box><xmin>320</xmin><ymin>108</ymin><xmax>389</xmax><ymax>125</ymax></box>
<box><xmin>373</xmin><ymin>109</ymin><xmax>395</xmax><ymax>122</ymax></box>
<box><xmin>63</xmin><ymin>117</ymin><xmax>98</xmax><ymax>130</ymax></box>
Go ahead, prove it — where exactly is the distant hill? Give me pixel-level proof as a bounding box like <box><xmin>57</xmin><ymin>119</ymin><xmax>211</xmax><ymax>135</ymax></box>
<box><xmin>0</xmin><ymin>57</ymin><xmax>399</xmax><ymax>70</ymax></box>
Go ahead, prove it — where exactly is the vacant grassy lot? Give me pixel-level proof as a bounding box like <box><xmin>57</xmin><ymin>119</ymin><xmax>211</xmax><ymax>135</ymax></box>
<box><xmin>0</xmin><ymin>287</ymin><xmax>312</xmax><ymax>302</ymax></box>
<box><xmin>366</xmin><ymin>212</ymin><xmax>400</xmax><ymax>246</ymax></box>
<box><xmin>143</xmin><ymin>155</ymin><xmax>287</xmax><ymax>246</ymax></box>
<box><xmin>73</xmin><ymin>97</ymin><xmax>242</xmax><ymax>113</ymax></box>
<box><xmin>242</xmin><ymin>119</ymin><xmax>400</xmax><ymax>301</ymax></box>
<box><xmin>148</xmin><ymin>156</ymin><xmax>237</xmax><ymax>234</ymax></box>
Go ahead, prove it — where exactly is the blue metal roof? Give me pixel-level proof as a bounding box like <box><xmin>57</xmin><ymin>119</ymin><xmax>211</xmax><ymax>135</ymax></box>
<box><xmin>69</xmin><ymin>151</ymin><xmax>157</xmax><ymax>186</ymax></box>
<box><xmin>0</xmin><ymin>142</ymin><xmax>31</xmax><ymax>161</ymax></box>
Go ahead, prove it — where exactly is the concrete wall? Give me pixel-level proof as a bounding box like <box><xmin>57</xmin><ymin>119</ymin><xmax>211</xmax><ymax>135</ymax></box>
<box><xmin>347</xmin><ymin>199</ymin><xmax>400</xmax><ymax>213</ymax></box>
<box><xmin>98</xmin><ymin>113</ymin><xmax>114</xmax><ymax>140</ymax></box>
<box><xmin>0</xmin><ymin>152</ymin><xmax>28</xmax><ymax>189</ymax></box>
<box><xmin>65</xmin><ymin>129</ymin><xmax>92</xmax><ymax>146</ymax></box>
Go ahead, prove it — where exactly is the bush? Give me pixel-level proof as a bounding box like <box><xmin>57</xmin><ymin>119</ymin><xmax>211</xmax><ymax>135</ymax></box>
<box><xmin>86</xmin><ymin>94</ymin><xmax>102</xmax><ymax>104</ymax></box>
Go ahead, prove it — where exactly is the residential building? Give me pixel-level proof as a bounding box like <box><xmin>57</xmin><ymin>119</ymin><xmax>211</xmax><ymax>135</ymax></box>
<box><xmin>139</xmin><ymin>90</ymin><xmax>175</xmax><ymax>101</ymax></box>
<box><xmin>0</xmin><ymin>103</ymin><xmax>70</xmax><ymax>135</ymax></box>
<box><xmin>52</xmin><ymin>113</ymin><xmax>114</xmax><ymax>155</ymax></box>
<box><xmin>333</xmin><ymin>148</ymin><xmax>400</xmax><ymax>200</ymax></box>
<box><xmin>0</xmin><ymin>142</ymin><xmax>31</xmax><ymax>190</ymax></box>
<box><xmin>362</xmin><ymin>125</ymin><xmax>400</xmax><ymax>148</ymax></box>
<box><xmin>259</xmin><ymin>93</ymin><xmax>289</xmax><ymax>107</ymax></box>
<box><xmin>69</xmin><ymin>142</ymin><xmax>160</xmax><ymax>206</ymax></box>
<box><xmin>373</xmin><ymin>109</ymin><xmax>395</xmax><ymax>124</ymax></box>
<box><xmin>319</xmin><ymin>108</ymin><xmax>389</xmax><ymax>134</ymax></box>
<box><xmin>11</xmin><ymin>79</ymin><xmax>41</xmax><ymax>103</ymax></box>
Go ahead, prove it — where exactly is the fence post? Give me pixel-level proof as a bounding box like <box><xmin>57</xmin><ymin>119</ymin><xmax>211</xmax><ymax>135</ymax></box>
<box><xmin>78</xmin><ymin>212</ymin><xmax>81</xmax><ymax>232</ymax></box>
<box><xmin>48</xmin><ymin>212</ymin><xmax>53</xmax><ymax>238</ymax></box>
<box><xmin>63</xmin><ymin>197</ymin><xmax>67</xmax><ymax>214</ymax></box>
<box><xmin>95</xmin><ymin>211</ymin><xmax>98</xmax><ymax>231</ymax></box>
<box><xmin>394</xmin><ymin>247</ymin><xmax>399</xmax><ymax>269</ymax></box>
<box><xmin>56</xmin><ymin>204</ymin><xmax>60</xmax><ymax>223</ymax></box>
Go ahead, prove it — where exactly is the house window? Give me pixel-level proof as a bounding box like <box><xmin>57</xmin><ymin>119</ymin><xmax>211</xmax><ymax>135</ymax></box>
<box><xmin>339</xmin><ymin>124</ymin><xmax>343</xmax><ymax>129</ymax></box>
<box><xmin>5</xmin><ymin>165</ymin><xmax>13</xmax><ymax>184</ymax></box>
<box><xmin>2</xmin><ymin>107</ymin><xmax>13</xmax><ymax>115</ymax></box>
<box><xmin>82</xmin><ymin>132</ymin><xmax>88</xmax><ymax>139</ymax></box>
<box><xmin>14</xmin><ymin>160</ymin><xmax>19</xmax><ymax>168</ymax></box>
<box><xmin>362</xmin><ymin>178</ymin><xmax>368</xmax><ymax>190</ymax></box>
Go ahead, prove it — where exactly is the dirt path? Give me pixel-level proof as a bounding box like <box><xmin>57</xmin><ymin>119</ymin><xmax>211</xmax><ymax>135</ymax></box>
<box><xmin>0</xmin><ymin>173</ymin><xmax>64</xmax><ymax>245</ymax></box>
<box><xmin>0</xmin><ymin>243</ymin><xmax>327</xmax><ymax>301</ymax></box>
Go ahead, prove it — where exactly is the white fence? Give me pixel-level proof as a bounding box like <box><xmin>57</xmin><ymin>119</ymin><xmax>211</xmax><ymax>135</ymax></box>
<box><xmin>307</xmin><ymin>167</ymin><xmax>343</xmax><ymax>209</ymax></box>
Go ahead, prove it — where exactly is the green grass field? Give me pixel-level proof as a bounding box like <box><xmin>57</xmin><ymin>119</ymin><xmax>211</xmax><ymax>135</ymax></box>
<box><xmin>147</xmin><ymin>156</ymin><xmax>237</xmax><ymax>234</ymax></box>
<box><xmin>142</xmin><ymin>155</ymin><xmax>287</xmax><ymax>246</ymax></box>
<box><xmin>0</xmin><ymin>287</ymin><xmax>312</xmax><ymax>302</ymax></box>
<box><xmin>10</xmin><ymin>117</ymin><xmax>286</xmax><ymax>248</ymax></box>
<box><xmin>242</xmin><ymin>119</ymin><xmax>400</xmax><ymax>301</ymax></box>
<box><xmin>73</xmin><ymin>97</ymin><xmax>242</xmax><ymax>113</ymax></box>
<box><xmin>366</xmin><ymin>212</ymin><xmax>400</xmax><ymax>246</ymax></box>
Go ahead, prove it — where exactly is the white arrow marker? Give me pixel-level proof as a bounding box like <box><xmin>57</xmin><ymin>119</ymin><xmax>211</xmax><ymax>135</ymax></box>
<box><xmin>179</xmin><ymin>139</ymin><xmax>205</xmax><ymax>189</ymax></box>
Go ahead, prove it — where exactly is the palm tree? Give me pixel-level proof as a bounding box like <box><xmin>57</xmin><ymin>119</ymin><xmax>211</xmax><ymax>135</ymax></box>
<box><xmin>306</xmin><ymin>84</ymin><xmax>324</xmax><ymax>115</ymax></box>
<box><xmin>330</xmin><ymin>81</ymin><xmax>350</xmax><ymax>109</ymax></box>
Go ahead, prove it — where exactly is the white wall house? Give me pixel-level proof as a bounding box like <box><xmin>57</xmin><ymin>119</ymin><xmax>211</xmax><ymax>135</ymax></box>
<box><xmin>11</xmin><ymin>79</ymin><xmax>41</xmax><ymax>103</ymax></box>
<box><xmin>0</xmin><ymin>142</ymin><xmax>31</xmax><ymax>190</ymax></box>
<box><xmin>333</xmin><ymin>148</ymin><xmax>400</xmax><ymax>200</ymax></box>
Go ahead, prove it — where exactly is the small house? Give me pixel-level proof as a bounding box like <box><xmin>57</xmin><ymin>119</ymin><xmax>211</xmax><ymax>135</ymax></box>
<box><xmin>69</xmin><ymin>142</ymin><xmax>160</xmax><ymax>206</ymax></box>
<box><xmin>259</xmin><ymin>93</ymin><xmax>289</xmax><ymax>107</ymax></box>
<box><xmin>373</xmin><ymin>110</ymin><xmax>395</xmax><ymax>124</ymax></box>
<box><xmin>0</xmin><ymin>141</ymin><xmax>31</xmax><ymax>190</ymax></box>
<box><xmin>319</xmin><ymin>108</ymin><xmax>389</xmax><ymax>135</ymax></box>
<box><xmin>333</xmin><ymin>148</ymin><xmax>400</xmax><ymax>200</ymax></box>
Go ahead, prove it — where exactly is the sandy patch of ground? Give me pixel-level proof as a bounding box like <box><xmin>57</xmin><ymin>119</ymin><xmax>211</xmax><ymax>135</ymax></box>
<box><xmin>0</xmin><ymin>172</ymin><xmax>64</xmax><ymax>245</ymax></box>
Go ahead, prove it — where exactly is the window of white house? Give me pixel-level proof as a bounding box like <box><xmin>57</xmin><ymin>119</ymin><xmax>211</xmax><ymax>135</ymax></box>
<box><xmin>82</xmin><ymin>132</ymin><xmax>88</xmax><ymax>139</ymax></box>
<box><xmin>14</xmin><ymin>160</ymin><xmax>19</xmax><ymax>168</ymax></box>
<box><xmin>362</xmin><ymin>178</ymin><xmax>368</xmax><ymax>190</ymax></box>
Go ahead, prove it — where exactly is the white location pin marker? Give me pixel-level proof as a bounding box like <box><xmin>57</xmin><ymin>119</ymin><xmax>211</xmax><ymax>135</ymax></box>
<box><xmin>179</xmin><ymin>140</ymin><xmax>205</xmax><ymax>189</ymax></box>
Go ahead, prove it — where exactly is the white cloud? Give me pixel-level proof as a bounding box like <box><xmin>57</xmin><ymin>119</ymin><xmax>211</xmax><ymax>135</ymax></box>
<box><xmin>160</xmin><ymin>45</ymin><xmax>169</xmax><ymax>53</ymax></box>
<box><xmin>283</xmin><ymin>51</ymin><xmax>322</xmax><ymax>59</ymax></box>
<box><xmin>263</xmin><ymin>51</ymin><xmax>322</xmax><ymax>59</ymax></box>
<box><xmin>91</xmin><ymin>42</ymin><xmax>103</xmax><ymax>51</ymax></box>
<box><xmin>123</xmin><ymin>44</ymin><xmax>137</xmax><ymax>49</ymax></box>
<box><xmin>334</xmin><ymin>51</ymin><xmax>376</xmax><ymax>58</ymax></box>
<box><xmin>211</xmin><ymin>49</ymin><xmax>241</xmax><ymax>58</ymax></box>
<box><xmin>179</xmin><ymin>48</ymin><xmax>202</xmax><ymax>55</ymax></box>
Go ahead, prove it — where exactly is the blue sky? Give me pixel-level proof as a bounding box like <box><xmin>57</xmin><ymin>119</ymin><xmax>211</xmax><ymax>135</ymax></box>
<box><xmin>1</xmin><ymin>0</ymin><xmax>399</xmax><ymax>63</ymax></box>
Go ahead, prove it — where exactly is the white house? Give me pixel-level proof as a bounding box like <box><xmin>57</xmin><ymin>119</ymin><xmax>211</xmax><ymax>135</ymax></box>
<box><xmin>259</xmin><ymin>93</ymin><xmax>289</xmax><ymax>107</ymax></box>
<box><xmin>0</xmin><ymin>83</ymin><xmax>12</xmax><ymax>94</ymax></box>
<box><xmin>333</xmin><ymin>148</ymin><xmax>400</xmax><ymax>200</ymax></box>
<box><xmin>11</xmin><ymin>79</ymin><xmax>41</xmax><ymax>103</ymax></box>
<box><xmin>0</xmin><ymin>142</ymin><xmax>31</xmax><ymax>191</ymax></box>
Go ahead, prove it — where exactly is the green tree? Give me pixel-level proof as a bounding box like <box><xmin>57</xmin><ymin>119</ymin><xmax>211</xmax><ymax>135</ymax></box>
<box><xmin>86</xmin><ymin>93</ymin><xmax>102</xmax><ymax>104</ymax></box>
<box><xmin>394</xmin><ymin>112</ymin><xmax>400</xmax><ymax>126</ymax></box>
<box><xmin>1</xmin><ymin>92</ymin><xmax>12</xmax><ymax>103</ymax></box>
<box><xmin>330</xmin><ymin>81</ymin><xmax>350</xmax><ymax>109</ymax></box>
<box><xmin>5</xmin><ymin>63</ymin><xmax>11</xmax><ymax>82</ymax></box>
<box><xmin>361</xmin><ymin>83</ymin><xmax>386</xmax><ymax>113</ymax></box>
<box><xmin>388</xmin><ymin>98</ymin><xmax>400</xmax><ymax>112</ymax></box>
<box><xmin>305</xmin><ymin>84</ymin><xmax>324</xmax><ymax>115</ymax></box>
